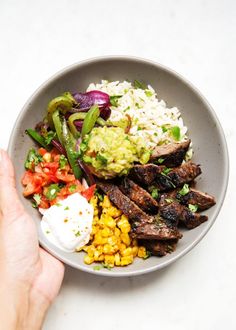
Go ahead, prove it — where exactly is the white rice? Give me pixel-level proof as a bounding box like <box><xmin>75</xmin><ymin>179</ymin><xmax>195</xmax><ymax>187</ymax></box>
<box><xmin>87</xmin><ymin>80</ymin><xmax>188</xmax><ymax>150</ymax></box>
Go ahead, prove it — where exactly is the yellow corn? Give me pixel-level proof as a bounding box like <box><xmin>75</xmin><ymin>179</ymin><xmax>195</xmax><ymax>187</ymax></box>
<box><xmin>120</xmin><ymin>233</ymin><xmax>131</xmax><ymax>246</ymax></box>
<box><xmin>121</xmin><ymin>255</ymin><xmax>133</xmax><ymax>266</ymax></box>
<box><xmin>138</xmin><ymin>246</ymin><xmax>147</xmax><ymax>258</ymax></box>
<box><xmin>82</xmin><ymin>195</ymin><xmax>147</xmax><ymax>268</ymax></box>
<box><xmin>84</xmin><ymin>255</ymin><xmax>94</xmax><ymax>265</ymax></box>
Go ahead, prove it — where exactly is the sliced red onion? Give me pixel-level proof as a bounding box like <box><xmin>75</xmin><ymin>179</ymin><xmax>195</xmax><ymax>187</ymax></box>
<box><xmin>100</xmin><ymin>106</ymin><xmax>111</xmax><ymax>120</ymax></box>
<box><xmin>51</xmin><ymin>139</ymin><xmax>66</xmax><ymax>155</ymax></box>
<box><xmin>73</xmin><ymin>90</ymin><xmax>110</xmax><ymax>109</ymax></box>
<box><xmin>78</xmin><ymin>159</ymin><xmax>95</xmax><ymax>186</ymax></box>
<box><xmin>74</xmin><ymin>120</ymin><xmax>83</xmax><ymax>131</ymax></box>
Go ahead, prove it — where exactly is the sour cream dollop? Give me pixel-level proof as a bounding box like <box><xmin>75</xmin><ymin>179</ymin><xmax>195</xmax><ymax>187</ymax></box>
<box><xmin>41</xmin><ymin>193</ymin><xmax>93</xmax><ymax>252</ymax></box>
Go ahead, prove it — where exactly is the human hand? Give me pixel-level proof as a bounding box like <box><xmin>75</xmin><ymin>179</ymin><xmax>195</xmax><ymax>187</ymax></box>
<box><xmin>0</xmin><ymin>149</ymin><xmax>65</xmax><ymax>329</ymax></box>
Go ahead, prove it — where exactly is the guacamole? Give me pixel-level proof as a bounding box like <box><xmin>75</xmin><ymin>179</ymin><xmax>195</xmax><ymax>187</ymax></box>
<box><xmin>81</xmin><ymin>126</ymin><xmax>150</xmax><ymax>179</ymax></box>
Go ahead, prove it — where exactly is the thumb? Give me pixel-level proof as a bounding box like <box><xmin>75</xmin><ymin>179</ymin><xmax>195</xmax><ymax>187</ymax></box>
<box><xmin>0</xmin><ymin>149</ymin><xmax>24</xmax><ymax>218</ymax></box>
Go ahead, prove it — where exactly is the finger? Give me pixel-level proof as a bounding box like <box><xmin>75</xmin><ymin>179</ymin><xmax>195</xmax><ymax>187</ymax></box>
<box><xmin>0</xmin><ymin>149</ymin><xmax>24</xmax><ymax>217</ymax></box>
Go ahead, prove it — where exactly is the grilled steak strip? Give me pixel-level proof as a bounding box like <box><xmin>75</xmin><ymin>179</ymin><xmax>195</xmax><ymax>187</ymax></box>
<box><xmin>164</xmin><ymin>188</ymin><xmax>215</xmax><ymax>211</ymax></box>
<box><xmin>176</xmin><ymin>188</ymin><xmax>216</xmax><ymax>211</ymax></box>
<box><xmin>129</xmin><ymin>164</ymin><xmax>163</xmax><ymax>186</ymax></box>
<box><xmin>119</xmin><ymin>177</ymin><xmax>158</xmax><ymax>214</ymax></box>
<box><xmin>150</xmin><ymin>139</ymin><xmax>191</xmax><ymax>167</ymax></box>
<box><xmin>97</xmin><ymin>181</ymin><xmax>152</xmax><ymax>224</ymax></box>
<box><xmin>159</xmin><ymin>193</ymin><xmax>208</xmax><ymax>229</ymax></box>
<box><xmin>133</xmin><ymin>217</ymin><xmax>182</xmax><ymax>240</ymax></box>
<box><xmin>155</xmin><ymin>161</ymin><xmax>202</xmax><ymax>191</ymax></box>
<box><xmin>179</xmin><ymin>208</ymin><xmax>208</xmax><ymax>229</ymax></box>
<box><xmin>97</xmin><ymin>181</ymin><xmax>182</xmax><ymax>240</ymax></box>
<box><xmin>140</xmin><ymin>239</ymin><xmax>178</xmax><ymax>257</ymax></box>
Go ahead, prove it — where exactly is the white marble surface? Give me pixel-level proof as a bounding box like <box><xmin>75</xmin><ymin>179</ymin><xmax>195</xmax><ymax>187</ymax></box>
<box><xmin>1</xmin><ymin>0</ymin><xmax>235</xmax><ymax>329</ymax></box>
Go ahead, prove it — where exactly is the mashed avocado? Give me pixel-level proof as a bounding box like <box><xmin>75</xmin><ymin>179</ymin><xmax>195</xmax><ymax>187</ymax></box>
<box><xmin>82</xmin><ymin>127</ymin><xmax>150</xmax><ymax>179</ymax></box>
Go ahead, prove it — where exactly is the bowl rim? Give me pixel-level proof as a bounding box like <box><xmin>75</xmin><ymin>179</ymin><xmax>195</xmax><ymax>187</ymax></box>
<box><xmin>8</xmin><ymin>55</ymin><xmax>229</xmax><ymax>277</ymax></box>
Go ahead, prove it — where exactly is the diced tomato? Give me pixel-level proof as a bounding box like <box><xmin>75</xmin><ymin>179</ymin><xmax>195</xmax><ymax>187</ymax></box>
<box><xmin>43</xmin><ymin>162</ymin><xmax>59</xmax><ymax>172</ymax></box>
<box><xmin>39</xmin><ymin>195</ymin><xmax>50</xmax><ymax>209</ymax></box>
<box><xmin>81</xmin><ymin>184</ymin><xmax>96</xmax><ymax>201</ymax></box>
<box><xmin>38</xmin><ymin>148</ymin><xmax>47</xmax><ymax>156</ymax></box>
<box><xmin>55</xmin><ymin>170</ymin><xmax>75</xmax><ymax>183</ymax></box>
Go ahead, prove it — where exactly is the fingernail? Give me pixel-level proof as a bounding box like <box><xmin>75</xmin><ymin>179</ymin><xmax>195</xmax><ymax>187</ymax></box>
<box><xmin>0</xmin><ymin>149</ymin><xmax>2</xmax><ymax>163</ymax></box>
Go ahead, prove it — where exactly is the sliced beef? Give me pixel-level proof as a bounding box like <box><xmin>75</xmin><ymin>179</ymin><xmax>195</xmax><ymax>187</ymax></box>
<box><xmin>179</xmin><ymin>208</ymin><xmax>208</xmax><ymax>229</ymax></box>
<box><xmin>119</xmin><ymin>177</ymin><xmax>158</xmax><ymax>214</ymax></box>
<box><xmin>133</xmin><ymin>216</ymin><xmax>182</xmax><ymax>240</ymax></box>
<box><xmin>150</xmin><ymin>139</ymin><xmax>191</xmax><ymax>167</ymax></box>
<box><xmin>176</xmin><ymin>188</ymin><xmax>216</xmax><ymax>211</ymax></box>
<box><xmin>155</xmin><ymin>161</ymin><xmax>201</xmax><ymax>191</ymax></box>
<box><xmin>129</xmin><ymin>164</ymin><xmax>163</xmax><ymax>186</ymax></box>
<box><xmin>96</xmin><ymin>181</ymin><xmax>151</xmax><ymax>224</ymax></box>
<box><xmin>140</xmin><ymin>239</ymin><xmax>179</xmax><ymax>257</ymax></box>
<box><xmin>159</xmin><ymin>193</ymin><xmax>208</xmax><ymax>229</ymax></box>
<box><xmin>97</xmin><ymin>181</ymin><xmax>182</xmax><ymax>240</ymax></box>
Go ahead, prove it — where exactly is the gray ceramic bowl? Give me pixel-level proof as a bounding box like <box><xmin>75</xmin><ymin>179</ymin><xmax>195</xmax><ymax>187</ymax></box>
<box><xmin>8</xmin><ymin>56</ymin><xmax>229</xmax><ymax>277</ymax></box>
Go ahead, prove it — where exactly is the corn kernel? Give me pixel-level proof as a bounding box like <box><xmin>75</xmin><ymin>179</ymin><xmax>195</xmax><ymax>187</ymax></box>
<box><xmin>87</xmin><ymin>246</ymin><xmax>96</xmax><ymax>257</ymax></box>
<box><xmin>103</xmin><ymin>216</ymin><xmax>116</xmax><ymax>229</ymax></box>
<box><xmin>117</xmin><ymin>216</ymin><xmax>131</xmax><ymax>233</ymax></box>
<box><xmin>84</xmin><ymin>255</ymin><xmax>94</xmax><ymax>265</ymax></box>
<box><xmin>104</xmin><ymin>255</ymin><xmax>115</xmax><ymax>267</ymax></box>
<box><xmin>132</xmin><ymin>246</ymin><xmax>138</xmax><ymax>257</ymax></box>
<box><xmin>102</xmin><ymin>196</ymin><xmax>112</xmax><ymax>208</ymax></box>
<box><xmin>101</xmin><ymin>227</ymin><xmax>112</xmax><ymax>237</ymax></box>
<box><xmin>114</xmin><ymin>227</ymin><xmax>121</xmax><ymax>237</ymax></box>
<box><xmin>121</xmin><ymin>255</ymin><xmax>133</xmax><ymax>266</ymax></box>
<box><xmin>121</xmin><ymin>247</ymin><xmax>133</xmax><ymax>257</ymax></box>
<box><xmin>138</xmin><ymin>246</ymin><xmax>147</xmax><ymax>258</ymax></box>
<box><xmin>118</xmin><ymin>243</ymin><xmax>127</xmax><ymax>252</ymax></box>
<box><xmin>120</xmin><ymin>233</ymin><xmax>131</xmax><ymax>246</ymax></box>
<box><xmin>114</xmin><ymin>253</ymin><xmax>121</xmax><ymax>266</ymax></box>
<box><xmin>107</xmin><ymin>206</ymin><xmax>122</xmax><ymax>218</ymax></box>
<box><xmin>43</xmin><ymin>152</ymin><xmax>52</xmax><ymax>162</ymax></box>
<box><xmin>107</xmin><ymin>235</ymin><xmax>118</xmax><ymax>246</ymax></box>
<box><xmin>103</xmin><ymin>244</ymin><xmax>114</xmax><ymax>254</ymax></box>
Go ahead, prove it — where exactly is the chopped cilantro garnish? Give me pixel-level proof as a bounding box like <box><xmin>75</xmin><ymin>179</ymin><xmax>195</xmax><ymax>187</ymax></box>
<box><xmin>24</xmin><ymin>149</ymin><xmax>43</xmax><ymax>170</ymax></box>
<box><xmin>33</xmin><ymin>194</ymin><xmax>41</xmax><ymax>206</ymax></box>
<box><xmin>188</xmin><ymin>204</ymin><xmax>198</xmax><ymax>212</ymax></box>
<box><xmin>93</xmin><ymin>265</ymin><xmax>101</xmax><ymax>271</ymax></box>
<box><xmin>75</xmin><ymin>231</ymin><xmax>81</xmax><ymax>237</ymax></box>
<box><xmin>151</xmin><ymin>188</ymin><xmax>159</xmax><ymax>199</ymax></box>
<box><xmin>59</xmin><ymin>155</ymin><xmax>68</xmax><ymax>169</ymax></box>
<box><xmin>161</xmin><ymin>126</ymin><xmax>168</xmax><ymax>133</ymax></box>
<box><xmin>179</xmin><ymin>184</ymin><xmax>190</xmax><ymax>196</ymax></box>
<box><xmin>157</xmin><ymin>157</ymin><xmax>165</xmax><ymax>164</ymax></box>
<box><xmin>171</xmin><ymin>126</ymin><xmax>181</xmax><ymax>141</ymax></box>
<box><xmin>96</xmin><ymin>154</ymin><xmax>108</xmax><ymax>165</ymax></box>
<box><xmin>134</xmin><ymin>79</ymin><xmax>147</xmax><ymax>90</ymax></box>
<box><xmin>102</xmin><ymin>263</ymin><xmax>112</xmax><ymax>270</ymax></box>
<box><xmin>145</xmin><ymin>89</ymin><xmax>153</xmax><ymax>97</ymax></box>
<box><xmin>44</xmin><ymin>130</ymin><xmax>56</xmax><ymax>145</ymax></box>
<box><xmin>56</xmin><ymin>203</ymin><xmax>62</xmax><ymax>207</ymax></box>
<box><xmin>154</xmin><ymin>132</ymin><xmax>158</xmax><ymax>137</ymax></box>
<box><xmin>45</xmin><ymin>184</ymin><xmax>60</xmax><ymax>201</ymax></box>
<box><xmin>95</xmin><ymin>189</ymin><xmax>104</xmax><ymax>202</ymax></box>
<box><xmin>110</xmin><ymin>95</ymin><xmax>122</xmax><ymax>107</ymax></box>
<box><xmin>137</xmin><ymin>126</ymin><xmax>142</xmax><ymax>131</ymax></box>
<box><xmin>68</xmin><ymin>184</ymin><xmax>77</xmax><ymax>193</ymax></box>
<box><xmin>143</xmin><ymin>251</ymin><xmax>152</xmax><ymax>259</ymax></box>
<box><xmin>64</xmin><ymin>206</ymin><xmax>69</xmax><ymax>210</ymax></box>
<box><xmin>161</xmin><ymin>167</ymin><xmax>171</xmax><ymax>175</ymax></box>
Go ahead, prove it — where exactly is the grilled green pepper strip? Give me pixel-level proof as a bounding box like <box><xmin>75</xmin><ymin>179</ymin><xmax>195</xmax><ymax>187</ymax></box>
<box><xmin>68</xmin><ymin>111</ymin><xmax>107</xmax><ymax>139</ymax></box>
<box><xmin>47</xmin><ymin>94</ymin><xmax>75</xmax><ymax>128</ymax></box>
<box><xmin>68</xmin><ymin>113</ymin><xmax>86</xmax><ymax>138</ymax></box>
<box><xmin>81</xmin><ymin>105</ymin><xmax>100</xmax><ymax>138</ymax></box>
<box><xmin>61</xmin><ymin>116</ymin><xmax>82</xmax><ymax>179</ymax></box>
<box><xmin>26</xmin><ymin>129</ymin><xmax>49</xmax><ymax>149</ymax></box>
<box><xmin>52</xmin><ymin>110</ymin><xmax>64</xmax><ymax>145</ymax></box>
